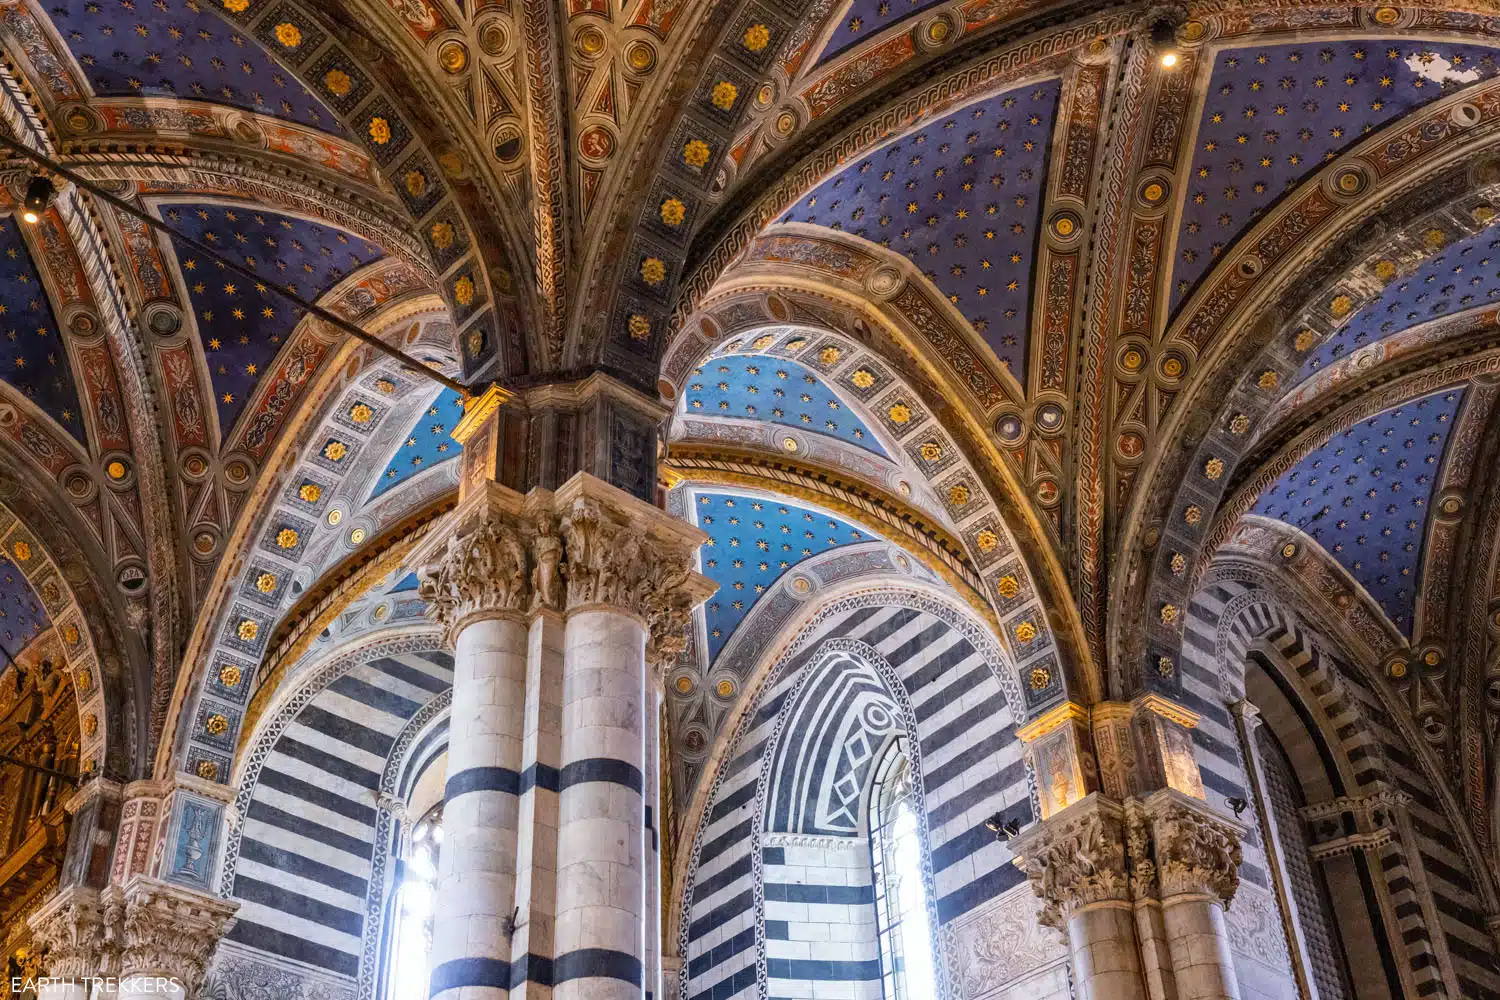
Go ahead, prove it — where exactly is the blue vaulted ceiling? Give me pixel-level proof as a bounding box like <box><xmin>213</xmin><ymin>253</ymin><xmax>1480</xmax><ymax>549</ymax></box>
<box><xmin>692</xmin><ymin>491</ymin><xmax>873</xmax><ymax>660</ymax></box>
<box><xmin>781</xmin><ymin>80</ymin><xmax>1060</xmax><ymax>381</ymax></box>
<box><xmin>815</xmin><ymin>0</ymin><xmax>947</xmax><ymax>66</ymax></box>
<box><xmin>1171</xmin><ymin>40</ymin><xmax>1500</xmax><ymax>311</ymax></box>
<box><xmin>1297</xmin><ymin>228</ymin><xmax>1500</xmax><ymax>382</ymax></box>
<box><xmin>44</xmin><ymin>0</ymin><xmax>345</xmax><ymax>132</ymax></box>
<box><xmin>370</xmin><ymin>387</ymin><xmax>466</xmax><ymax>500</ymax></box>
<box><xmin>0</xmin><ymin>216</ymin><xmax>87</xmax><ymax>444</ymax></box>
<box><xmin>683</xmin><ymin>354</ymin><xmax>888</xmax><ymax>458</ymax></box>
<box><xmin>0</xmin><ymin>556</ymin><xmax>50</xmax><ymax>661</ymax></box>
<box><xmin>164</xmin><ymin>203</ymin><xmax>383</xmax><ymax>436</ymax></box>
<box><xmin>1251</xmin><ymin>388</ymin><xmax>1463</xmax><ymax>634</ymax></box>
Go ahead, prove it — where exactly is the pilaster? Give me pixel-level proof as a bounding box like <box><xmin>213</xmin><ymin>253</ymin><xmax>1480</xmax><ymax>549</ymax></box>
<box><xmin>1016</xmin><ymin>702</ymin><xmax>1098</xmax><ymax>821</ymax></box>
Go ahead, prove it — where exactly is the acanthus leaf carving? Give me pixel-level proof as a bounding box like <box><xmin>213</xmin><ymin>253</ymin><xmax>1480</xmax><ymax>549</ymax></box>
<box><xmin>1008</xmin><ymin>794</ymin><xmax>1129</xmax><ymax>930</ymax></box>
<box><xmin>417</xmin><ymin>513</ymin><xmax>532</xmax><ymax>638</ymax></box>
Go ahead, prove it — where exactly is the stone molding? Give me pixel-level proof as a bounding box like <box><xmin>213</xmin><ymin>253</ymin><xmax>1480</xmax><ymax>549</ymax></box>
<box><xmin>1010</xmin><ymin>790</ymin><xmax>1244</xmax><ymax>929</ymax></box>
<box><xmin>102</xmin><ymin>876</ymin><xmax>239</xmax><ymax>993</ymax></box>
<box><xmin>29</xmin><ymin>885</ymin><xmax>105</xmax><ymax>979</ymax></box>
<box><xmin>413</xmin><ymin>474</ymin><xmax>716</xmax><ymax>673</ymax></box>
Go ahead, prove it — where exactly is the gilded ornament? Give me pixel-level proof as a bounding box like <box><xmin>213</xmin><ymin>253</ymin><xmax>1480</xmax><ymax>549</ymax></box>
<box><xmin>438</xmin><ymin>40</ymin><xmax>467</xmax><ymax>73</ymax></box>
<box><xmin>350</xmin><ymin>403</ymin><xmax>374</xmax><ymax>424</ymax></box>
<box><xmin>274</xmin><ymin>22</ymin><xmax>301</xmax><ymax>47</ymax></box>
<box><xmin>1170</xmin><ymin>552</ymin><xmax>1186</xmax><ymax>574</ymax></box>
<box><xmin>83</xmin><ymin>713</ymin><xmax>97</xmax><ymax>737</ymax></box>
<box><xmin>1373</xmin><ymin>259</ymin><xmax>1397</xmax><ymax>280</ymax></box>
<box><xmin>683</xmin><ymin>139</ymin><xmax>711</xmax><ymax>168</ymax></box>
<box><xmin>1142</xmin><ymin>182</ymin><xmax>1164</xmax><ymax>203</ymax></box>
<box><xmin>976</xmin><ymin>528</ymin><xmax>998</xmax><ymax>552</ymax></box>
<box><xmin>205</xmin><ymin>714</ymin><xmax>229</xmax><ymax>736</ymax></box>
<box><xmin>1256</xmin><ymin>370</ymin><xmax>1280</xmax><ymax>390</ymax></box>
<box><xmin>1293</xmin><ymin>330</ymin><xmax>1317</xmax><ymax>351</ymax></box>
<box><xmin>628</xmin><ymin>314</ymin><xmax>652</xmax><ymax>341</ymax></box>
<box><xmin>1475</xmin><ymin>205</ymin><xmax>1497</xmax><ymax>223</ymax></box>
<box><xmin>819</xmin><ymin>346</ymin><xmax>841</xmax><ymax>365</ymax></box>
<box><xmin>219</xmin><ymin>664</ymin><xmax>242</xmax><ymax>687</ymax></box>
<box><xmin>256</xmin><ymin>573</ymin><xmax>277</xmax><ymax>593</ymax></box>
<box><xmin>375</xmin><ymin>379</ymin><xmax>396</xmax><ymax>394</ymax></box>
<box><xmin>222</xmin><ymin>0</ymin><xmax>248</xmax><ymax>9</ymax></box>
<box><xmin>431</xmin><ymin>221</ymin><xmax>455</xmax><ymax>249</ymax></box>
<box><xmin>1157</xmin><ymin>656</ymin><xmax>1174</xmax><ymax>677</ymax></box>
<box><xmin>1204</xmin><ymin>457</ymin><xmax>1224</xmax><ymax>480</ymax></box>
<box><xmin>948</xmin><ymin>483</ymin><xmax>970</xmax><ymax>506</ymax></box>
<box><xmin>1442</xmin><ymin>496</ymin><xmax>1461</xmax><ymax>514</ymax></box>
<box><xmin>276</xmin><ymin>528</ymin><xmax>299</xmax><ymax>549</ymax></box>
<box><xmin>1029</xmin><ymin>666</ymin><xmax>1050</xmax><ymax>690</ymax></box>
<box><xmin>12</xmin><ymin>541</ymin><xmax>30</xmax><ymax>561</ymax></box>
<box><xmin>1388</xmin><ymin>659</ymin><xmax>1407</xmax><ymax>678</ymax></box>
<box><xmin>742</xmin><ymin>23</ymin><xmax>770</xmax><ymax>51</ymax></box>
<box><xmin>197</xmin><ymin>760</ymin><xmax>220</xmax><ymax>780</ymax></box>
<box><xmin>626</xmin><ymin>41</ymin><xmax>656</xmax><ymax>71</ymax></box>
<box><xmin>674</xmin><ymin>675</ymin><xmax>693</xmax><ymax>694</ymax></box>
<box><xmin>299</xmin><ymin>483</ymin><xmax>322</xmax><ymax>503</ymax></box>
<box><xmin>454</xmin><ymin>275</ymin><xmax>476</xmax><ymax>306</ymax></box>
<box><xmin>715</xmin><ymin>679</ymin><xmax>735</xmax><ymax>697</ymax></box>
<box><xmin>76</xmin><ymin>669</ymin><xmax>92</xmax><ymax>692</ymax></box>
<box><xmin>350</xmin><ymin>528</ymin><xmax>367</xmax><ymax>544</ymax></box>
<box><xmin>237</xmin><ymin>619</ymin><xmax>258</xmax><ymax>641</ymax></box>
<box><xmin>919</xmin><ymin>441</ymin><xmax>942</xmax><ymax>461</ymax></box>
<box><xmin>888</xmin><ymin>403</ymin><xmax>912</xmax><ymax>423</ymax></box>
<box><xmin>405</xmin><ymin>171</ymin><xmax>427</xmax><ymax>198</ymax></box>
<box><xmin>1329</xmin><ymin>295</ymin><xmax>1353</xmax><ymax>317</ymax></box>
<box><xmin>1160</xmin><ymin>603</ymin><xmax>1179</xmax><ymax>624</ymax></box>
<box><xmin>1423</xmin><ymin>649</ymin><xmax>1441</xmax><ymax>667</ymax></box>
<box><xmin>1423</xmin><ymin>228</ymin><xmax>1447</xmax><ymax>248</ymax></box>
<box><xmin>996</xmin><ymin>575</ymin><xmax>1019</xmax><ymax>599</ymax></box>
<box><xmin>63</xmin><ymin>625</ymin><xmax>79</xmax><ymax>645</ymax></box>
<box><xmin>1121</xmin><ymin>349</ymin><xmax>1143</xmax><ymax>371</ymax></box>
<box><xmin>851</xmin><ymin>369</ymin><xmax>875</xmax><ymax>389</ymax></box>
<box><xmin>1183</xmin><ymin>505</ymin><xmax>1202</xmax><ymax>525</ymax></box>
<box><xmin>782</xmin><ymin>437</ymin><xmax>798</xmax><ymax>452</ymax></box>
<box><xmin>324</xmin><ymin>69</ymin><xmax>353</xmax><ymax>96</ymax></box>
<box><xmin>369</xmin><ymin>117</ymin><xmax>392</xmax><ymax>145</ymax></box>
<box><xmin>711</xmin><ymin>81</ymin><xmax>739</xmax><ymax>110</ymax></box>
<box><xmin>1228</xmin><ymin>413</ymin><xmax>1250</xmax><ymax>435</ymax></box>
<box><xmin>1373</xmin><ymin>5</ymin><xmax>1399</xmax><ymax>22</ymax></box>
<box><xmin>106</xmin><ymin>460</ymin><xmax>127</xmax><ymax>479</ymax></box>
<box><xmin>328</xmin><ymin>509</ymin><xmax>344</xmax><ymax>525</ymax></box>
<box><xmin>660</xmin><ymin>198</ymin><xmax>687</xmax><ymax>227</ymax></box>
<box><xmin>1014</xmin><ymin>620</ymin><xmax>1037</xmax><ymax>643</ymax></box>
<box><xmin>786</xmin><ymin>338</ymin><xmax>807</xmax><ymax>350</ymax></box>
<box><xmin>1053</xmin><ymin>216</ymin><xmax>1075</xmax><ymax>237</ymax></box>
<box><xmin>640</xmin><ymin>258</ymin><xmax>667</xmax><ymax>285</ymax></box>
<box><xmin>752</xmin><ymin>335</ymin><xmax>775</xmax><ymax>349</ymax></box>
<box><xmin>1280</xmin><ymin>543</ymin><xmax>1297</xmax><ymax>559</ymax></box>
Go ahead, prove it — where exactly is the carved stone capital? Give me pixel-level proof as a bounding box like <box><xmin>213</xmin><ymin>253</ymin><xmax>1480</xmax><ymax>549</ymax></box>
<box><xmin>1008</xmin><ymin>793</ymin><xmax>1130</xmax><ymax>929</ymax></box>
<box><xmin>415</xmin><ymin>486</ymin><xmax>534</xmax><ymax>640</ymax></box>
<box><xmin>29</xmin><ymin>885</ymin><xmax>105</xmax><ymax>979</ymax></box>
<box><xmin>103</xmin><ymin>876</ymin><xmax>239</xmax><ymax>994</ymax></box>
<box><xmin>1140</xmin><ymin>789</ymin><xmax>1243</xmax><ymax>904</ymax></box>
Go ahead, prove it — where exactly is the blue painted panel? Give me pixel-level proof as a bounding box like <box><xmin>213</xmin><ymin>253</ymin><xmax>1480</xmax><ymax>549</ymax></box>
<box><xmin>1171</xmin><ymin>40</ymin><xmax>1500</xmax><ymax>311</ymax></box>
<box><xmin>164</xmin><ymin>203</ymin><xmax>383</xmax><ymax>437</ymax></box>
<box><xmin>695</xmin><ymin>491</ymin><xmax>873</xmax><ymax>660</ymax></box>
<box><xmin>814</xmin><ymin>0</ymin><xmax>946</xmax><ymax>67</ymax></box>
<box><xmin>781</xmin><ymin>80</ymin><xmax>1060</xmax><ymax>382</ymax></box>
<box><xmin>684</xmin><ymin>355</ymin><xmax>887</xmax><ymax>458</ymax></box>
<box><xmin>0</xmin><ymin>217</ymin><xmax>87</xmax><ymax>443</ymax></box>
<box><xmin>0</xmin><ymin>556</ymin><xmax>49</xmax><ymax>662</ymax></box>
<box><xmin>43</xmin><ymin>0</ymin><xmax>345</xmax><ymax>132</ymax></box>
<box><xmin>370</xmin><ymin>388</ymin><xmax>466</xmax><ymax>499</ymax></box>
<box><xmin>1252</xmin><ymin>387</ymin><xmax>1464</xmax><ymax>634</ymax></box>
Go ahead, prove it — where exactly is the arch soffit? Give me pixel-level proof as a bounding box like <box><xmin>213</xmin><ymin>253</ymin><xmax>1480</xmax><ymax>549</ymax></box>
<box><xmin>666</xmin><ymin>267</ymin><xmax>1094</xmax><ymax>703</ymax></box>
<box><xmin>158</xmin><ymin>306</ymin><xmax>456</xmax><ymax>781</ymax></box>
<box><xmin>1116</xmin><ymin>73</ymin><xmax>1500</xmax><ymax>691</ymax></box>
<box><xmin>1191</xmin><ymin>556</ymin><xmax>1500</xmax><ymax>913</ymax></box>
<box><xmin>665</xmin><ymin>580</ymin><xmax>1015</xmax><ymax>950</ymax></box>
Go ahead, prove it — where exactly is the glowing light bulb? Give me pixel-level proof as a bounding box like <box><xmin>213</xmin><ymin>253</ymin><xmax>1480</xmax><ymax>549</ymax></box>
<box><xmin>1160</xmin><ymin>51</ymin><xmax>1179</xmax><ymax>68</ymax></box>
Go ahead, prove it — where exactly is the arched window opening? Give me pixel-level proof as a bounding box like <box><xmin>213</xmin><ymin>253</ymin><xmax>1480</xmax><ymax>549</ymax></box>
<box><xmin>869</xmin><ymin>738</ymin><xmax>938</xmax><ymax>1000</ymax></box>
<box><xmin>387</xmin><ymin>804</ymin><xmax>443</xmax><ymax>1000</ymax></box>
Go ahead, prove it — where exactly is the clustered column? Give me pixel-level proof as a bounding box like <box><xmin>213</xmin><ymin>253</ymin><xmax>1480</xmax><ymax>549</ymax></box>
<box><xmin>1009</xmin><ymin>699</ymin><xmax>1245</xmax><ymax>1000</ymax></box>
<box><xmin>416</xmin><ymin>469</ymin><xmax>713</xmax><ymax>1000</ymax></box>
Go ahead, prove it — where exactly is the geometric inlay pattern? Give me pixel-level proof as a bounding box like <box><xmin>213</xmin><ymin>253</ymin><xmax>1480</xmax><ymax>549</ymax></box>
<box><xmin>780</xmin><ymin>79</ymin><xmax>1061</xmax><ymax>381</ymax></box>
<box><xmin>1171</xmin><ymin>40</ymin><xmax>1500</xmax><ymax>310</ymax></box>
<box><xmin>162</xmin><ymin>203</ymin><xmax>383</xmax><ymax>437</ymax></box>
<box><xmin>682</xmin><ymin>354</ymin><xmax>889</xmax><ymax>458</ymax></box>
<box><xmin>1251</xmin><ymin>387</ymin><xmax>1464</xmax><ymax>633</ymax></box>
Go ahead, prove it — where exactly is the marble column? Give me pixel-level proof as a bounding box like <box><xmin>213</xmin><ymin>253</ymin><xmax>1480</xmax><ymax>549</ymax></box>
<box><xmin>28</xmin><ymin>885</ymin><xmax>105</xmax><ymax>1000</ymax></box>
<box><xmin>1010</xmin><ymin>794</ymin><xmax>1147</xmax><ymax>1000</ymax></box>
<box><xmin>103</xmin><ymin>875</ymin><xmax>238</xmax><ymax>1000</ymax></box>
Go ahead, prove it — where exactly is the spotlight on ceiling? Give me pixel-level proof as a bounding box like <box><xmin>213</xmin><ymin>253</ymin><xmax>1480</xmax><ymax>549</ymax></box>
<box><xmin>1151</xmin><ymin>18</ymin><xmax>1181</xmax><ymax>69</ymax></box>
<box><xmin>21</xmin><ymin>176</ymin><xmax>53</xmax><ymax>225</ymax></box>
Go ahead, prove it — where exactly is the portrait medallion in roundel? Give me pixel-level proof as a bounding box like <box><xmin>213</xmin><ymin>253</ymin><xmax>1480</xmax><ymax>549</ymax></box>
<box><xmin>579</xmin><ymin>126</ymin><xmax>615</xmax><ymax>161</ymax></box>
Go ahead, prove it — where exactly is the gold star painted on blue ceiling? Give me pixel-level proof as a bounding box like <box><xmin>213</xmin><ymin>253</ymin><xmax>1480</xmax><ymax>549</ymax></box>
<box><xmin>782</xmin><ymin>81</ymin><xmax>1059</xmax><ymax>381</ymax></box>
<box><xmin>694</xmin><ymin>491</ymin><xmax>872</xmax><ymax>660</ymax></box>
<box><xmin>1172</xmin><ymin>41</ymin><xmax>1500</xmax><ymax>312</ymax></box>
<box><xmin>0</xmin><ymin>217</ymin><xmax>87</xmax><ymax>444</ymax></box>
<box><xmin>1252</xmin><ymin>388</ymin><xmax>1462</xmax><ymax>635</ymax></box>
<box><xmin>684</xmin><ymin>355</ymin><xmax>888</xmax><ymax>458</ymax></box>
<box><xmin>371</xmin><ymin>388</ymin><xmax>466</xmax><ymax>499</ymax></box>
<box><xmin>44</xmin><ymin>0</ymin><xmax>344</xmax><ymax>132</ymax></box>
<box><xmin>816</xmin><ymin>0</ymin><xmax>949</xmax><ymax>66</ymax></box>
<box><xmin>1297</xmin><ymin>229</ymin><xmax>1500</xmax><ymax>382</ymax></box>
<box><xmin>166</xmin><ymin>203</ymin><xmax>383</xmax><ymax>438</ymax></box>
<box><xmin>0</xmin><ymin>556</ymin><xmax>50</xmax><ymax>662</ymax></box>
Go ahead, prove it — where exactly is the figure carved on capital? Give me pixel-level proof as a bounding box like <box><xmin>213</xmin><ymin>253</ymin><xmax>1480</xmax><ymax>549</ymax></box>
<box><xmin>560</xmin><ymin>496</ymin><xmax>648</xmax><ymax>613</ymax></box>
<box><xmin>1011</xmin><ymin>801</ymin><xmax>1129</xmax><ymax>929</ymax></box>
<box><xmin>1148</xmin><ymin>795</ymin><xmax>1242</xmax><ymax>904</ymax></box>
<box><xmin>531</xmin><ymin>513</ymin><xmax>563</xmax><ymax>613</ymax></box>
<box><xmin>417</xmin><ymin>515</ymin><xmax>532</xmax><ymax>635</ymax></box>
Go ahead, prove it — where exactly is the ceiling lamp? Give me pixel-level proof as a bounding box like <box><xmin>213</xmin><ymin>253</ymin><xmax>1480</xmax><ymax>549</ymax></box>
<box><xmin>1151</xmin><ymin>18</ymin><xmax>1181</xmax><ymax>69</ymax></box>
<box><xmin>21</xmin><ymin>176</ymin><xmax>53</xmax><ymax>225</ymax></box>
